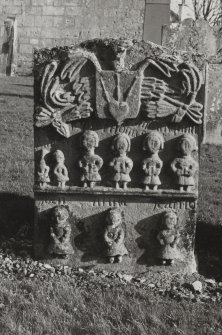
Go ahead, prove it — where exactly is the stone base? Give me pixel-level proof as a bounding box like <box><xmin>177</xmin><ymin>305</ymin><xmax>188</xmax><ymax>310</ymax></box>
<box><xmin>34</xmin><ymin>192</ymin><xmax>197</xmax><ymax>275</ymax></box>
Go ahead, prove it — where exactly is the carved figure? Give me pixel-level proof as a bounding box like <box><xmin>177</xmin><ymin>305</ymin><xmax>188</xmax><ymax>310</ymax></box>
<box><xmin>37</xmin><ymin>148</ymin><xmax>50</xmax><ymax>188</ymax></box>
<box><xmin>142</xmin><ymin>131</ymin><xmax>164</xmax><ymax>191</ymax></box>
<box><xmin>110</xmin><ymin>133</ymin><xmax>133</xmax><ymax>189</ymax></box>
<box><xmin>79</xmin><ymin>130</ymin><xmax>103</xmax><ymax>188</ymax></box>
<box><xmin>48</xmin><ymin>205</ymin><xmax>74</xmax><ymax>258</ymax></box>
<box><xmin>104</xmin><ymin>208</ymin><xmax>128</xmax><ymax>263</ymax></box>
<box><xmin>53</xmin><ymin>150</ymin><xmax>69</xmax><ymax>188</ymax></box>
<box><xmin>171</xmin><ymin>134</ymin><xmax>198</xmax><ymax>192</ymax></box>
<box><xmin>156</xmin><ymin>210</ymin><xmax>179</xmax><ymax>265</ymax></box>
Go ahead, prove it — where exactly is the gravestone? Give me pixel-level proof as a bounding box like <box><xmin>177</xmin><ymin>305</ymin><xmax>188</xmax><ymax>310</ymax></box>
<box><xmin>34</xmin><ymin>38</ymin><xmax>206</xmax><ymax>274</ymax></box>
<box><xmin>162</xmin><ymin>18</ymin><xmax>222</xmax><ymax>145</ymax></box>
<box><xmin>0</xmin><ymin>18</ymin><xmax>16</xmax><ymax>76</ymax></box>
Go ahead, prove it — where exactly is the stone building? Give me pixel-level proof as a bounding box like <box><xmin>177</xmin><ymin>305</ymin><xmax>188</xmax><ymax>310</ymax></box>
<box><xmin>0</xmin><ymin>0</ymin><xmax>145</xmax><ymax>74</ymax></box>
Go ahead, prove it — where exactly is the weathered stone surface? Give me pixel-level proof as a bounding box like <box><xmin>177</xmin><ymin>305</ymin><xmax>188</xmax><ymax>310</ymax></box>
<box><xmin>34</xmin><ymin>38</ymin><xmax>206</xmax><ymax>275</ymax></box>
<box><xmin>162</xmin><ymin>19</ymin><xmax>217</xmax><ymax>57</ymax></box>
<box><xmin>205</xmin><ymin>64</ymin><xmax>222</xmax><ymax>145</ymax></box>
<box><xmin>162</xmin><ymin>19</ymin><xmax>222</xmax><ymax>145</ymax></box>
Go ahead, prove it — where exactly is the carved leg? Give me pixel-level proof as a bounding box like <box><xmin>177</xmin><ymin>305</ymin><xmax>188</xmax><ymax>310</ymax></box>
<box><xmin>61</xmin><ymin>182</ymin><xmax>66</xmax><ymax>189</ymax></box>
<box><xmin>186</xmin><ymin>186</ymin><xmax>191</xmax><ymax>192</ymax></box>
<box><xmin>162</xmin><ymin>260</ymin><xmax>166</xmax><ymax>265</ymax></box>
<box><xmin>145</xmin><ymin>185</ymin><xmax>150</xmax><ymax>191</ymax></box>
<box><xmin>179</xmin><ymin>186</ymin><xmax>184</xmax><ymax>192</ymax></box>
<box><xmin>115</xmin><ymin>182</ymin><xmax>119</xmax><ymax>189</ymax></box>
<box><xmin>109</xmin><ymin>257</ymin><xmax>115</xmax><ymax>264</ymax></box>
<box><xmin>90</xmin><ymin>182</ymin><xmax>95</xmax><ymax>188</ymax></box>
<box><xmin>83</xmin><ymin>182</ymin><xmax>87</xmax><ymax>188</ymax></box>
<box><xmin>153</xmin><ymin>185</ymin><xmax>158</xmax><ymax>191</ymax></box>
<box><xmin>117</xmin><ymin>255</ymin><xmax>123</xmax><ymax>263</ymax></box>
<box><xmin>123</xmin><ymin>182</ymin><xmax>127</xmax><ymax>190</ymax></box>
<box><xmin>169</xmin><ymin>259</ymin><xmax>174</xmax><ymax>266</ymax></box>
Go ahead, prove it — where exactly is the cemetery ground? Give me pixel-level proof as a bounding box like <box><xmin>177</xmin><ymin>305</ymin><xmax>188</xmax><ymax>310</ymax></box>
<box><xmin>0</xmin><ymin>77</ymin><xmax>222</xmax><ymax>335</ymax></box>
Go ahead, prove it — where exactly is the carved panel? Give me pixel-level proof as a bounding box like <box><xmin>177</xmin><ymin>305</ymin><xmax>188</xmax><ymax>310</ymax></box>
<box><xmin>34</xmin><ymin>38</ymin><xmax>205</xmax><ymax>274</ymax></box>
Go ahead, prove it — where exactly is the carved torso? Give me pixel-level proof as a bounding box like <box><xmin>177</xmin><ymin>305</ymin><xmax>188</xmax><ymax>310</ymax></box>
<box><xmin>142</xmin><ymin>153</ymin><xmax>163</xmax><ymax>186</ymax></box>
<box><xmin>171</xmin><ymin>156</ymin><xmax>198</xmax><ymax>186</ymax></box>
<box><xmin>110</xmin><ymin>155</ymin><xmax>133</xmax><ymax>182</ymax></box>
<box><xmin>157</xmin><ymin>229</ymin><xmax>178</xmax><ymax>259</ymax></box>
<box><xmin>79</xmin><ymin>153</ymin><xmax>103</xmax><ymax>182</ymax></box>
<box><xmin>104</xmin><ymin>225</ymin><xmax>128</xmax><ymax>257</ymax></box>
<box><xmin>48</xmin><ymin>222</ymin><xmax>73</xmax><ymax>256</ymax></box>
<box><xmin>54</xmin><ymin>163</ymin><xmax>69</xmax><ymax>183</ymax></box>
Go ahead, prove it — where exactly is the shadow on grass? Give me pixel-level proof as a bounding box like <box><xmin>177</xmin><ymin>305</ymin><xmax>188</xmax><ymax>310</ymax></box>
<box><xmin>195</xmin><ymin>219</ymin><xmax>222</xmax><ymax>279</ymax></box>
<box><xmin>0</xmin><ymin>192</ymin><xmax>34</xmax><ymax>257</ymax></box>
<box><xmin>0</xmin><ymin>92</ymin><xmax>33</xmax><ymax>99</ymax></box>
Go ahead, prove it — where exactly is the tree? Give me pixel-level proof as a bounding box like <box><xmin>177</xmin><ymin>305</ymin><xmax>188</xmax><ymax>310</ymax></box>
<box><xmin>192</xmin><ymin>0</ymin><xmax>222</xmax><ymax>26</ymax></box>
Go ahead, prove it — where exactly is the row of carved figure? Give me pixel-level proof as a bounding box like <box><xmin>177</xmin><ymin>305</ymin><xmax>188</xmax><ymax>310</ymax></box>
<box><xmin>38</xmin><ymin>130</ymin><xmax>198</xmax><ymax>192</ymax></box>
<box><xmin>48</xmin><ymin>206</ymin><xmax>179</xmax><ymax>266</ymax></box>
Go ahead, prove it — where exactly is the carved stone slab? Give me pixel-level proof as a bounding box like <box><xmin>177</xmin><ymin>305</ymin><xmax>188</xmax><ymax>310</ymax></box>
<box><xmin>34</xmin><ymin>38</ymin><xmax>206</xmax><ymax>274</ymax></box>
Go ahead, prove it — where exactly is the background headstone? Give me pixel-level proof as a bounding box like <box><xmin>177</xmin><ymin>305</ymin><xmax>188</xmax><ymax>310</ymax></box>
<box><xmin>162</xmin><ymin>18</ymin><xmax>222</xmax><ymax>145</ymax></box>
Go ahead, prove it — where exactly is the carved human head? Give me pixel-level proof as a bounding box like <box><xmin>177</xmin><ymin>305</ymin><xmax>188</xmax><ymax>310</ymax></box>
<box><xmin>178</xmin><ymin>134</ymin><xmax>197</xmax><ymax>156</ymax></box>
<box><xmin>112</xmin><ymin>40</ymin><xmax>132</xmax><ymax>71</ymax></box>
<box><xmin>54</xmin><ymin>149</ymin><xmax>65</xmax><ymax>163</ymax></box>
<box><xmin>4</xmin><ymin>19</ymin><xmax>13</xmax><ymax>35</ymax></box>
<box><xmin>143</xmin><ymin>131</ymin><xmax>164</xmax><ymax>154</ymax></box>
<box><xmin>81</xmin><ymin>130</ymin><xmax>99</xmax><ymax>150</ymax></box>
<box><xmin>106</xmin><ymin>208</ymin><xmax>122</xmax><ymax>227</ymax></box>
<box><xmin>112</xmin><ymin>133</ymin><xmax>131</xmax><ymax>154</ymax></box>
<box><xmin>51</xmin><ymin>205</ymin><xmax>69</xmax><ymax>226</ymax></box>
<box><xmin>162</xmin><ymin>209</ymin><xmax>177</xmax><ymax>230</ymax></box>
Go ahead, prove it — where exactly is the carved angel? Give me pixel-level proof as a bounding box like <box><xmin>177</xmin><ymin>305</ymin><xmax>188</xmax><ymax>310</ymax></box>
<box><xmin>34</xmin><ymin>50</ymin><xmax>102</xmax><ymax>137</ymax></box>
<box><xmin>34</xmin><ymin>42</ymin><xmax>204</xmax><ymax>138</ymax></box>
<box><xmin>140</xmin><ymin>60</ymin><xmax>203</xmax><ymax>125</ymax></box>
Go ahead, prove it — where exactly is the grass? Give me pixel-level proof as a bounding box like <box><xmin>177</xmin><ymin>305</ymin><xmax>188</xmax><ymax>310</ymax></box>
<box><xmin>0</xmin><ymin>77</ymin><xmax>222</xmax><ymax>334</ymax></box>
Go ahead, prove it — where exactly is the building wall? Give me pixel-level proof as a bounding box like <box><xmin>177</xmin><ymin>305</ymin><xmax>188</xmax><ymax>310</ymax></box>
<box><xmin>0</xmin><ymin>0</ymin><xmax>145</xmax><ymax>73</ymax></box>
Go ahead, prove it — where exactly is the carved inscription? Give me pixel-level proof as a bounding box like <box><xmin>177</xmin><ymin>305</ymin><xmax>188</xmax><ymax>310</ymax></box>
<box><xmin>92</xmin><ymin>197</ymin><xmax>126</xmax><ymax>207</ymax></box>
<box><xmin>153</xmin><ymin>201</ymin><xmax>197</xmax><ymax>210</ymax></box>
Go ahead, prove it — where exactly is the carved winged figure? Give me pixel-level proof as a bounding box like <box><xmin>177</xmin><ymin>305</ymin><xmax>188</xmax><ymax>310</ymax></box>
<box><xmin>34</xmin><ymin>40</ymin><xmax>204</xmax><ymax>138</ymax></box>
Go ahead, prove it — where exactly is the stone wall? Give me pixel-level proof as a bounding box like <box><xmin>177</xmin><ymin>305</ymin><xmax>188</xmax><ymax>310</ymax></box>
<box><xmin>0</xmin><ymin>0</ymin><xmax>145</xmax><ymax>74</ymax></box>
